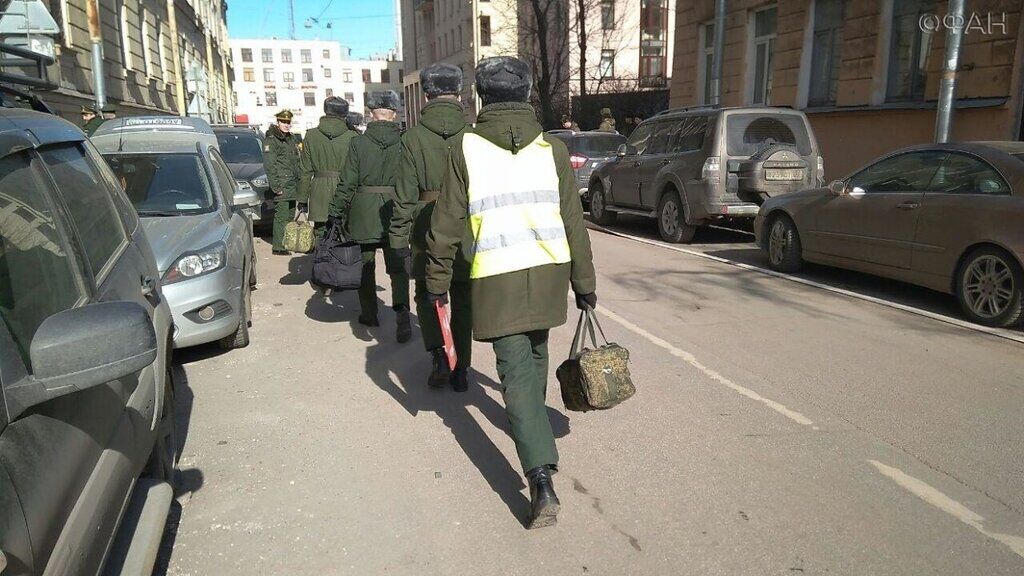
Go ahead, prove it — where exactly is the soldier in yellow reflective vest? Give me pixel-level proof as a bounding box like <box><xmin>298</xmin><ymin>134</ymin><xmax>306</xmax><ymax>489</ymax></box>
<box><xmin>425</xmin><ymin>57</ymin><xmax>597</xmax><ymax>529</ymax></box>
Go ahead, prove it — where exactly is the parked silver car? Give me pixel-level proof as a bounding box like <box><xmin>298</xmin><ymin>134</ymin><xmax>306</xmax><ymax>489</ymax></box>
<box><xmin>93</xmin><ymin>117</ymin><xmax>260</xmax><ymax>349</ymax></box>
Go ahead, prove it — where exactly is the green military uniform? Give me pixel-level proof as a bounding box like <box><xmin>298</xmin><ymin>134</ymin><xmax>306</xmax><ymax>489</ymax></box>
<box><xmin>598</xmin><ymin>108</ymin><xmax>616</xmax><ymax>132</ymax></box>
<box><xmin>264</xmin><ymin>111</ymin><xmax>302</xmax><ymax>251</ymax></box>
<box><xmin>390</xmin><ymin>99</ymin><xmax>472</xmax><ymax>368</ymax></box>
<box><xmin>329</xmin><ymin>119</ymin><xmax>410</xmax><ymax>319</ymax></box>
<box><xmin>81</xmin><ymin>105</ymin><xmax>104</xmax><ymax>136</ymax></box>
<box><xmin>298</xmin><ymin>113</ymin><xmax>357</xmax><ymax>236</ymax></box>
<box><xmin>426</xmin><ymin>102</ymin><xmax>597</xmax><ymax>473</ymax></box>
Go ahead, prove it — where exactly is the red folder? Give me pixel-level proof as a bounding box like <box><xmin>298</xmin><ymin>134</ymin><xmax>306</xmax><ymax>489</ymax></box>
<box><xmin>435</xmin><ymin>299</ymin><xmax>458</xmax><ymax>370</ymax></box>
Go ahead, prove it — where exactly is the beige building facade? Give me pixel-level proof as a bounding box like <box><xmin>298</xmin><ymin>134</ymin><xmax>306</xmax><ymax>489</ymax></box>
<box><xmin>670</xmin><ymin>0</ymin><xmax>1024</xmax><ymax>180</ymax></box>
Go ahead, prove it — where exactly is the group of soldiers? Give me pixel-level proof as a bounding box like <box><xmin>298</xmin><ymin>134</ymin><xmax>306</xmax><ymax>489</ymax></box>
<box><xmin>262</xmin><ymin>56</ymin><xmax>598</xmax><ymax>530</ymax></box>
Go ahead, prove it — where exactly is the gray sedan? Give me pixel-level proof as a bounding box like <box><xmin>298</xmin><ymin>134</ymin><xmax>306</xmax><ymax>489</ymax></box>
<box><xmin>755</xmin><ymin>142</ymin><xmax>1024</xmax><ymax>328</ymax></box>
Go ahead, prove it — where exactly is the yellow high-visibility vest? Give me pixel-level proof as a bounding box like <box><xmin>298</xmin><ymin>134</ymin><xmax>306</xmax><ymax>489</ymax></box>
<box><xmin>462</xmin><ymin>132</ymin><xmax>571</xmax><ymax>279</ymax></box>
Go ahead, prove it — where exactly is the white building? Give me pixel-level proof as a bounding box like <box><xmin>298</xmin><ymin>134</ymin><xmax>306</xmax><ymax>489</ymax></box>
<box><xmin>230</xmin><ymin>39</ymin><xmax>406</xmax><ymax>133</ymax></box>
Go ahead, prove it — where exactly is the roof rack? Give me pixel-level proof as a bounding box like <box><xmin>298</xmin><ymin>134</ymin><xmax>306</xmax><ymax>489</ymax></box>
<box><xmin>653</xmin><ymin>104</ymin><xmax>719</xmax><ymax>117</ymax></box>
<box><xmin>0</xmin><ymin>42</ymin><xmax>57</xmax><ymax>113</ymax></box>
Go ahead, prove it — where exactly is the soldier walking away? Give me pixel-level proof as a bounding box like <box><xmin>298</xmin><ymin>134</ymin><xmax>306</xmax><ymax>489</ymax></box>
<box><xmin>264</xmin><ymin>109</ymin><xmax>302</xmax><ymax>255</ymax></box>
<box><xmin>597</xmin><ymin>108</ymin><xmax>616</xmax><ymax>132</ymax></box>
<box><xmin>327</xmin><ymin>91</ymin><xmax>412</xmax><ymax>342</ymax></box>
<box><xmin>425</xmin><ymin>56</ymin><xmax>597</xmax><ymax>529</ymax></box>
<box><xmin>81</xmin><ymin>105</ymin><xmax>103</xmax><ymax>136</ymax></box>
<box><xmin>298</xmin><ymin>97</ymin><xmax>358</xmax><ymax>238</ymax></box>
<box><xmin>390</xmin><ymin>63</ymin><xmax>473</xmax><ymax>392</ymax></box>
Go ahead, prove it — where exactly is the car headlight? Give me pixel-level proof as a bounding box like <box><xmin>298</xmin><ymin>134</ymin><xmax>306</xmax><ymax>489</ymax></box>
<box><xmin>164</xmin><ymin>242</ymin><xmax>226</xmax><ymax>284</ymax></box>
<box><xmin>251</xmin><ymin>174</ymin><xmax>269</xmax><ymax>188</ymax></box>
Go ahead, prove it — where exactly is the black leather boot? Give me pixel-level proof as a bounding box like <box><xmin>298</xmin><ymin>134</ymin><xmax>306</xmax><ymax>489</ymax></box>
<box><xmin>427</xmin><ymin>349</ymin><xmax>450</xmax><ymax>388</ymax></box>
<box><xmin>396</xmin><ymin>309</ymin><xmax>412</xmax><ymax>343</ymax></box>
<box><xmin>450</xmin><ymin>367</ymin><xmax>469</xmax><ymax>392</ymax></box>
<box><xmin>358</xmin><ymin>314</ymin><xmax>379</xmax><ymax>327</ymax></box>
<box><xmin>526</xmin><ymin>465</ymin><xmax>560</xmax><ymax>529</ymax></box>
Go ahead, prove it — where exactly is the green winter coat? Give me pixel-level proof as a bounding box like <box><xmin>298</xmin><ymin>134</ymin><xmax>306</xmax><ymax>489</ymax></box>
<box><xmin>297</xmin><ymin>115</ymin><xmax>357</xmax><ymax>222</ymax></box>
<box><xmin>83</xmin><ymin>117</ymin><xmax>105</xmax><ymax>136</ymax></box>
<box><xmin>263</xmin><ymin>125</ymin><xmax>302</xmax><ymax>201</ymax></box>
<box><xmin>390</xmin><ymin>99</ymin><xmax>471</xmax><ymax>278</ymax></box>
<box><xmin>329</xmin><ymin>120</ymin><xmax>402</xmax><ymax>244</ymax></box>
<box><xmin>425</xmin><ymin>102</ymin><xmax>597</xmax><ymax>341</ymax></box>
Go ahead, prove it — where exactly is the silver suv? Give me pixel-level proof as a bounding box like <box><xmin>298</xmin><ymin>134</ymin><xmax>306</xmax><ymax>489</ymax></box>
<box><xmin>588</xmin><ymin>106</ymin><xmax>822</xmax><ymax>243</ymax></box>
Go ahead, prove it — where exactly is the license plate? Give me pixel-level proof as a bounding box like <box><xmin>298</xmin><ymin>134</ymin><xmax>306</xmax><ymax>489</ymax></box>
<box><xmin>765</xmin><ymin>168</ymin><xmax>804</xmax><ymax>181</ymax></box>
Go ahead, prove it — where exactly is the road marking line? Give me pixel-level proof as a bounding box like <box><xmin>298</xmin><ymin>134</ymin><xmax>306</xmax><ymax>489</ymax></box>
<box><xmin>598</xmin><ymin>305</ymin><xmax>815</xmax><ymax>427</ymax></box>
<box><xmin>589</xmin><ymin>224</ymin><xmax>1024</xmax><ymax>346</ymax></box>
<box><xmin>869</xmin><ymin>460</ymin><xmax>1024</xmax><ymax>559</ymax></box>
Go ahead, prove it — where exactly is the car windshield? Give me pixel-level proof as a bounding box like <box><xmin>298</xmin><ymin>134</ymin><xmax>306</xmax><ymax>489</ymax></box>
<box><xmin>217</xmin><ymin>133</ymin><xmax>264</xmax><ymax>164</ymax></box>
<box><xmin>577</xmin><ymin>135</ymin><xmax>627</xmax><ymax>156</ymax></box>
<box><xmin>103</xmin><ymin>153</ymin><xmax>216</xmax><ymax>216</ymax></box>
<box><xmin>726</xmin><ymin>114</ymin><xmax>812</xmax><ymax>157</ymax></box>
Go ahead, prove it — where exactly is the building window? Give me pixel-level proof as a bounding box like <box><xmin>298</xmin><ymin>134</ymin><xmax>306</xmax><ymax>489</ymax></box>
<box><xmin>304</xmin><ymin>92</ymin><xmax>316</xmax><ymax>106</ymax></box>
<box><xmin>887</xmin><ymin>0</ymin><xmax>932</xmax><ymax>102</ymax></box>
<box><xmin>324</xmin><ymin>68</ymin><xmax>332</xmax><ymax>78</ymax></box>
<box><xmin>599</xmin><ymin>50</ymin><xmax>614</xmax><ymax>78</ymax></box>
<box><xmin>639</xmin><ymin>0</ymin><xmax>669</xmax><ymax>88</ymax></box>
<box><xmin>749</xmin><ymin>6</ymin><xmax>777</xmax><ymax>105</ymax></box>
<box><xmin>283</xmin><ymin>71</ymin><xmax>294</xmax><ymax>83</ymax></box>
<box><xmin>381</xmin><ymin>69</ymin><xmax>390</xmax><ymax>83</ymax></box>
<box><xmin>301</xmin><ymin>49</ymin><xmax>312</xmax><ymax>63</ymax></box>
<box><xmin>343</xmin><ymin>69</ymin><xmax>352</xmax><ymax>82</ymax></box>
<box><xmin>262</xmin><ymin>48</ymin><xmax>273</xmax><ymax>63</ymax></box>
<box><xmin>281</xmin><ymin>49</ymin><xmax>292</xmax><ymax>63</ymax></box>
<box><xmin>241</xmin><ymin>48</ymin><xmax>253</xmax><ymax>62</ymax></box>
<box><xmin>808</xmin><ymin>0</ymin><xmax>845</xmax><ymax>106</ymax></box>
<box><xmin>265</xmin><ymin>91</ymin><xmax>277</xmax><ymax>106</ymax></box>
<box><xmin>263</xmin><ymin>68</ymin><xmax>274</xmax><ymax>82</ymax></box>
<box><xmin>119</xmin><ymin>5</ymin><xmax>131</xmax><ymax>70</ymax></box>
<box><xmin>140</xmin><ymin>10</ymin><xmax>152</xmax><ymax>77</ymax></box>
<box><xmin>398</xmin><ymin>69</ymin><xmax>404</xmax><ymax>82</ymax></box>
<box><xmin>362</xmin><ymin>68</ymin><xmax>371</xmax><ymax>82</ymax></box>
<box><xmin>699</xmin><ymin>22</ymin><xmax>714</xmax><ymax>104</ymax></box>
<box><xmin>480</xmin><ymin>15</ymin><xmax>491</xmax><ymax>47</ymax></box>
<box><xmin>302</xmin><ymin>68</ymin><xmax>314</xmax><ymax>82</ymax></box>
<box><xmin>601</xmin><ymin>0</ymin><xmax>615</xmax><ymax>30</ymax></box>
<box><xmin>243</xmin><ymin>67</ymin><xmax>255</xmax><ymax>82</ymax></box>
<box><xmin>322</xmin><ymin>49</ymin><xmax>330</xmax><ymax>59</ymax></box>
<box><xmin>159</xmin><ymin>24</ymin><xmax>169</xmax><ymax>81</ymax></box>
<box><xmin>326</xmin><ymin>88</ymin><xmax>334</xmax><ymax>97</ymax></box>
<box><xmin>344</xmin><ymin>92</ymin><xmax>354</xmax><ymax>102</ymax></box>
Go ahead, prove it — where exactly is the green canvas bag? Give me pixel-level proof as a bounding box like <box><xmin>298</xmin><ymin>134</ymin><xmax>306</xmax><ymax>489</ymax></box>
<box><xmin>283</xmin><ymin>212</ymin><xmax>315</xmax><ymax>254</ymax></box>
<box><xmin>556</xmin><ymin>308</ymin><xmax>635</xmax><ymax>412</ymax></box>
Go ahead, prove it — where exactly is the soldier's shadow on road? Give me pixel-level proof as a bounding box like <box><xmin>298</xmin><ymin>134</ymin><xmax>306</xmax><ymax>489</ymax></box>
<box><xmin>360</xmin><ymin>311</ymin><xmax>570</xmax><ymax>528</ymax></box>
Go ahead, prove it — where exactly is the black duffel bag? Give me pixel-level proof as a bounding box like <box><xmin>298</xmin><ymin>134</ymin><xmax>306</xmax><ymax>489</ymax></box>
<box><xmin>311</xmin><ymin>220</ymin><xmax>362</xmax><ymax>291</ymax></box>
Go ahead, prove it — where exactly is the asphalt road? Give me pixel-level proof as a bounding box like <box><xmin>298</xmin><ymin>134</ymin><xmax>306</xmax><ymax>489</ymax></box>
<box><xmin>158</xmin><ymin>224</ymin><xmax>1024</xmax><ymax>575</ymax></box>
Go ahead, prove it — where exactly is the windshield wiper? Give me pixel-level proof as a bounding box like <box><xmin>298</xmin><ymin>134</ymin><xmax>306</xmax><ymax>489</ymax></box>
<box><xmin>137</xmin><ymin>210</ymin><xmax>183</xmax><ymax>217</ymax></box>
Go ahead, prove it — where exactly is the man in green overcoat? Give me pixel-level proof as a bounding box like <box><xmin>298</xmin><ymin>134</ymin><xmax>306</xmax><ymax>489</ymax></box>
<box><xmin>264</xmin><ymin>109</ymin><xmax>302</xmax><ymax>254</ymax></box>
<box><xmin>327</xmin><ymin>91</ymin><xmax>411</xmax><ymax>342</ymax></box>
<box><xmin>425</xmin><ymin>57</ymin><xmax>597</xmax><ymax>529</ymax></box>
<box><xmin>298</xmin><ymin>97</ymin><xmax>357</xmax><ymax>238</ymax></box>
<box><xmin>390</xmin><ymin>63</ymin><xmax>473</xmax><ymax>392</ymax></box>
<box><xmin>81</xmin><ymin>105</ymin><xmax>104</xmax><ymax>136</ymax></box>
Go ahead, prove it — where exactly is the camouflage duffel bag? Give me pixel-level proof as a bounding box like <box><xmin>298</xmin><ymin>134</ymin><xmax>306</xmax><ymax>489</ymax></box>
<box><xmin>556</xmin><ymin>308</ymin><xmax>635</xmax><ymax>412</ymax></box>
<box><xmin>283</xmin><ymin>213</ymin><xmax>315</xmax><ymax>254</ymax></box>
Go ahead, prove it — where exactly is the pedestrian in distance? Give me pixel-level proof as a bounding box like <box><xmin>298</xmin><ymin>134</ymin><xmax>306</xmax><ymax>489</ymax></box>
<box><xmin>560</xmin><ymin>114</ymin><xmax>580</xmax><ymax>132</ymax></box>
<box><xmin>425</xmin><ymin>56</ymin><xmax>597</xmax><ymax>529</ymax></box>
<box><xmin>264</xmin><ymin>109</ymin><xmax>303</xmax><ymax>255</ymax></box>
<box><xmin>297</xmin><ymin>97</ymin><xmax>358</xmax><ymax>239</ymax></box>
<box><xmin>81</xmin><ymin>105</ymin><xmax>103</xmax><ymax>136</ymax></box>
<box><xmin>597</xmin><ymin>107</ymin><xmax>616</xmax><ymax>132</ymax></box>
<box><xmin>326</xmin><ymin>90</ymin><xmax>412</xmax><ymax>342</ymax></box>
<box><xmin>390</xmin><ymin>62</ymin><xmax>473</xmax><ymax>392</ymax></box>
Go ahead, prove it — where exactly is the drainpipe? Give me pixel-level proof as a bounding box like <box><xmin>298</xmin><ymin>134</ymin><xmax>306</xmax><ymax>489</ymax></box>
<box><xmin>711</xmin><ymin>0</ymin><xmax>726</xmax><ymax>106</ymax></box>
<box><xmin>85</xmin><ymin>0</ymin><xmax>105</xmax><ymax>108</ymax></box>
<box><xmin>935</xmin><ymin>0</ymin><xmax>965</xmax><ymax>143</ymax></box>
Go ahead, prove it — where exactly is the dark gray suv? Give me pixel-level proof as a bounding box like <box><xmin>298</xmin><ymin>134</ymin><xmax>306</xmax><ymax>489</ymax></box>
<box><xmin>0</xmin><ymin>107</ymin><xmax>176</xmax><ymax>575</ymax></box>
<box><xmin>588</xmin><ymin>106</ymin><xmax>821</xmax><ymax>243</ymax></box>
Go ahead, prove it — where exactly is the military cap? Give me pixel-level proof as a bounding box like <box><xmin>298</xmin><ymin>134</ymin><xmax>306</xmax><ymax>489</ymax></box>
<box><xmin>274</xmin><ymin>109</ymin><xmax>294</xmax><ymax>122</ymax></box>
<box><xmin>324</xmin><ymin>96</ymin><xmax>349</xmax><ymax>117</ymax></box>
<box><xmin>600</xmin><ymin>107</ymin><xmax>612</xmax><ymax>117</ymax></box>
<box><xmin>366</xmin><ymin>90</ymin><xmax>401</xmax><ymax>111</ymax></box>
<box><xmin>80</xmin><ymin>105</ymin><xmax>98</xmax><ymax>115</ymax></box>
<box><xmin>475</xmin><ymin>56</ymin><xmax>532</xmax><ymax>106</ymax></box>
<box><xmin>422</xmin><ymin>63</ymin><xmax>463</xmax><ymax>98</ymax></box>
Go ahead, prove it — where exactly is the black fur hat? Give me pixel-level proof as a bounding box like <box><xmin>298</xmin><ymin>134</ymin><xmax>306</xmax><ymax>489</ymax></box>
<box><xmin>324</xmin><ymin>96</ymin><xmax>349</xmax><ymax>117</ymax></box>
<box><xmin>422</xmin><ymin>63</ymin><xmax>463</xmax><ymax>98</ymax></box>
<box><xmin>475</xmin><ymin>57</ymin><xmax>532</xmax><ymax>106</ymax></box>
<box><xmin>367</xmin><ymin>90</ymin><xmax>401</xmax><ymax>111</ymax></box>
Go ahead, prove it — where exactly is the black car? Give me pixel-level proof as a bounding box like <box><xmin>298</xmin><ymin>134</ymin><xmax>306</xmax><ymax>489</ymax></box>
<box><xmin>546</xmin><ymin>130</ymin><xmax>627</xmax><ymax>206</ymax></box>
<box><xmin>213</xmin><ymin>125</ymin><xmax>274</xmax><ymax>229</ymax></box>
<box><xmin>0</xmin><ymin>106</ymin><xmax>176</xmax><ymax>574</ymax></box>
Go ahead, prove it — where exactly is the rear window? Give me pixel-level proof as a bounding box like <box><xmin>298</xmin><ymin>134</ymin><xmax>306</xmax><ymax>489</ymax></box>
<box><xmin>104</xmin><ymin>153</ymin><xmax>216</xmax><ymax>216</ymax></box>
<box><xmin>217</xmin><ymin>133</ymin><xmax>264</xmax><ymax>164</ymax></box>
<box><xmin>726</xmin><ymin>114</ymin><xmax>812</xmax><ymax>157</ymax></box>
<box><xmin>575</xmin><ymin>134</ymin><xmax>626</xmax><ymax>156</ymax></box>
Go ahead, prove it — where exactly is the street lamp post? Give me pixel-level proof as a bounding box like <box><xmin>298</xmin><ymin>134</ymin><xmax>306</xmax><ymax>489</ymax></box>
<box><xmin>935</xmin><ymin>0</ymin><xmax>965</xmax><ymax>143</ymax></box>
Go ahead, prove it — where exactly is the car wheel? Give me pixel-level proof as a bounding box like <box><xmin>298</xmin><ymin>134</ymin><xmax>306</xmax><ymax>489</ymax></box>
<box><xmin>589</xmin><ymin>182</ymin><xmax>617</xmax><ymax>225</ymax></box>
<box><xmin>143</xmin><ymin>361</ymin><xmax>177</xmax><ymax>482</ymax></box>
<box><xmin>956</xmin><ymin>246</ymin><xmax>1024</xmax><ymax>328</ymax></box>
<box><xmin>219</xmin><ymin>279</ymin><xmax>251</xmax><ymax>349</ymax></box>
<box><xmin>657</xmin><ymin>190</ymin><xmax>696</xmax><ymax>244</ymax></box>
<box><xmin>766</xmin><ymin>214</ymin><xmax>803</xmax><ymax>273</ymax></box>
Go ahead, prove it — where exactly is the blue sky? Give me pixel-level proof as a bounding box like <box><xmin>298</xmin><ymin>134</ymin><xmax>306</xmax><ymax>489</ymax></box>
<box><xmin>228</xmin><ymin>0</ymin><xmax>397</xmax><ymax>59</ymax></box>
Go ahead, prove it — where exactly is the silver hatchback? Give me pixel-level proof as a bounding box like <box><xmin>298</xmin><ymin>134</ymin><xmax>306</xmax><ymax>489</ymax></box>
<box><xmin>93</xmin><ymin>117</ymin><xmax>260</xmax><ymax>349</ymax></box>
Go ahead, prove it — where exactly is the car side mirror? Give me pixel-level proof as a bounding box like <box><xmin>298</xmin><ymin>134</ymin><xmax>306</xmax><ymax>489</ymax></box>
<box><xmin>233</xmin><ymin>186</ymin><xmax>261</xmax><ymax>207</ymax></box>
<box><xmin>617</xmin><ymin>144</ymin><xmax>638</xmax><ymax>157</ymax></box>
<box><xmin>6</xmin><ymin>302</ymin><xmax>157</xmax><ymax>419</ymax></box>
<box><xmin>828</xmin><ymin>180</ymin><xmax>848</xmax><ymax>196</ymax></box>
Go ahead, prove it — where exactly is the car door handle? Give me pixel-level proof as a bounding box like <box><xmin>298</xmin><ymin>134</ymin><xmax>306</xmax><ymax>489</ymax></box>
<box><xmin>896</xmin><ymin>201</ymin><xmax>921</xmax><ymax>210</ymax></box>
